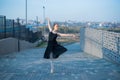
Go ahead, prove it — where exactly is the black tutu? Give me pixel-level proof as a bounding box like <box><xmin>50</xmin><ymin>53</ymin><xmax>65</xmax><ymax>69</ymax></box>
<box><xmin>44</xmin><ymin>32</ymin><xmax>67</xmax><ymax>59</ymax></box>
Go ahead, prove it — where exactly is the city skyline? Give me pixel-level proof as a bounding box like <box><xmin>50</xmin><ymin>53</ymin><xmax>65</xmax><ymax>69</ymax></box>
<box><xmin>0</xmin><ymin>0</ymin><xmax>120</xmax><ymax>22</ymax></box>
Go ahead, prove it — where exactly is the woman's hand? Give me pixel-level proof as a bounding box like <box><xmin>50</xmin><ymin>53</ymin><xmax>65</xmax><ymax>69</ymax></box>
<box><xmin>71</xmin><ymin>34</ymin><xmax>77</xmax><ymax>38</ymax></box>
<box><xmin>46</xmin><ymin>17</ymin><xmax>50</xmax><ymax>21</ymax></box>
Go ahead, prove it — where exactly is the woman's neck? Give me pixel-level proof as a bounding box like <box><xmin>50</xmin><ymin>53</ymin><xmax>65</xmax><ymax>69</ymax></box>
<box><xmin>52</xmin><ymin>30</ymin><xmax>57</xmax><ymax>33</ymax></box>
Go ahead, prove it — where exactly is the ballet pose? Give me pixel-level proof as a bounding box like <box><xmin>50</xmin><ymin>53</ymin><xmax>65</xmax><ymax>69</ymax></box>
<box><xmin>44</xmin><ymin>18</ymin><xmax>75</xmax><ymax>73</ymax></box>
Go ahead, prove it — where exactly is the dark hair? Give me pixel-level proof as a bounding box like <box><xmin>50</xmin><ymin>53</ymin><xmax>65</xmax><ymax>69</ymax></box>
<box><xmin>52</xmin><ymin>23</ymin><xmax>59</xmax><ymax>30</ymax></box>
<box><xmin>53</xmin><ymin>23</ymin><xmax>58</xmax><ymax>26</ymax></box>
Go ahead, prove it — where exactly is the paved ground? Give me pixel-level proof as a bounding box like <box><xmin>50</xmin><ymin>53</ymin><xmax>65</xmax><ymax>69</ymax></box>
<box><xmin>0</xmin><ymin>43</ymin><xmax>120</xmax><ymax>80</ymax></box>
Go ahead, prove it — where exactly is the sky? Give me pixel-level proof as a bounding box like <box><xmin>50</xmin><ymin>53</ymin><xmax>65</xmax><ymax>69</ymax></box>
<box><xmin>0</xmin><ymin>0</ymin><xmax>120</xmax><ymax>22</ymax></box>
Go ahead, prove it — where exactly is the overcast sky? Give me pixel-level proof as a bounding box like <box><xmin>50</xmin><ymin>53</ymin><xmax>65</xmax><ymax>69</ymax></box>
<box><xmin>0</xmin><ymin>0</ymin><xmax>120</xmax><ymax>22</ymax></box>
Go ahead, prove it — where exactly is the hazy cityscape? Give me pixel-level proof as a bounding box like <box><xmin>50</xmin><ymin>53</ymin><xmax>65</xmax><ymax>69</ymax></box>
<box><xmin>1</xmin><ymin>15</ymin><xmax>120</xmax><ymax>39</ymax></box>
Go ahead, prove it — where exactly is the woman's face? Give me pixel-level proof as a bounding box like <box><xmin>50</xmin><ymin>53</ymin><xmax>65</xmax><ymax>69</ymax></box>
<box><xmin>53</xmin><ymin>24</ymin><xmax>58</xmax><ymax>31</ymax></box>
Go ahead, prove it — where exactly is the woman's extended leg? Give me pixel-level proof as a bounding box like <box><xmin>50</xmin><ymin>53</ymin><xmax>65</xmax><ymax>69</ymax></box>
<box><xmin>50</xmin><ymin>53</ymin><xmax>54</xmax><ymax>73</ymax></box>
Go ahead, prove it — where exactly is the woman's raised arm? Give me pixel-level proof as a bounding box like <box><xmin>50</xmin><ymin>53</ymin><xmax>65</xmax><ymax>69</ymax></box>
<box><xmin>46</xmin><ymin>18</ymin><xmax>52</xmax><ymax>32</ymax></box>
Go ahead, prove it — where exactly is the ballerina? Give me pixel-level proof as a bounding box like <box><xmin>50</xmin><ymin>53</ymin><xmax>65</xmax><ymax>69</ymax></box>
<box><xmin>44</xmin><ymin>18</ymin><xmax>75</xmax><ymax>73</ymax></box>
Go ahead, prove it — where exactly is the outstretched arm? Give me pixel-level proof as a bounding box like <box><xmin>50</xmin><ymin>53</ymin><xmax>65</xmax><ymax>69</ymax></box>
<box><xmin>57</xmin><ymin>33</ymin><xmax>76</xmax><ymax>37</ymax></box>
<box><xmin>46</xmin><ymin>18</ymin><xmax>52</xmax><ymax>32</ymax></box>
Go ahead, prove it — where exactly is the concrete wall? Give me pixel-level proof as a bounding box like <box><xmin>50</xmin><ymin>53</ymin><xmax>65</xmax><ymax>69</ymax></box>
<box><xmin>80</xmin><ymin>28</ymin><xmax>103</xmax><ymax>58</ymax></box>
<box><xmin>80</xmin><ymin>28</ymin><xmax>120</xmax><ymax>64</ymax></box>
<box><xmin>0</xmin><ymin>38</ymin><xmax>36</xmax><ymax>55</ymax></box>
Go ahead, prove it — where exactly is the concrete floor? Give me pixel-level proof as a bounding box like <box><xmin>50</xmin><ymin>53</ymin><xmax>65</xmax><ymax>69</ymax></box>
<box><xmin>0</xmin><ymin>43</ymin><xmax>120</xmax><ymax>80</ymax></box>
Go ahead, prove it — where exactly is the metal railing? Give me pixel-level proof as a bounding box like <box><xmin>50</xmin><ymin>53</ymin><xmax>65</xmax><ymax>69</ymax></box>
<box><xmin>0</xmin><ymin>15</ymin><xmax>42</xmax><ymax>43</ymax></box>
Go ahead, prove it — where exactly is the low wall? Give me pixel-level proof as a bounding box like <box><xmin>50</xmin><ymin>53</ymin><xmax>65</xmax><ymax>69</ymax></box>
<box><xmin>0</xmin><ymin>38</ymin><xmax>36</xmax><ymax>55</ymax></box>
<box><xmin>80</xmin><ymin>28</ymin><xmax>120</xmax><ymax>64</ymax></box>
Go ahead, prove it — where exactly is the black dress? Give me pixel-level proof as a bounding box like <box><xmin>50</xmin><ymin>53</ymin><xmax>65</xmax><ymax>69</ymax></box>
<box><xmin>44</xmin><ymin>31</ymin><xmax>67</xmax><ymax>59</ymax></box>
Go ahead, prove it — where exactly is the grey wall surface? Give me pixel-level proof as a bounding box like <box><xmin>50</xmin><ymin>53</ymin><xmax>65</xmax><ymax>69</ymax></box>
<box><xmin>0</xmin><ymin>38</ymin><xmax>35</xmax><ymax>55</ymax></box>
<box><xmin>80</xmin><ymin>28</ymin><xmax>120</xmax><ymax>64</ymax></box>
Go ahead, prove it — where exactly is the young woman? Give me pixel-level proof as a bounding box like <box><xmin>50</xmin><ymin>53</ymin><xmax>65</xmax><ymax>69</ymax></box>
<box><xmin>44</xmin><ymin>18</ymin><xmax>75</xmax><ymax>73</ymax></box>
<box><xmin>44</xmin><ymin>18</ymin><xmax>75</xmax><ymax>59</ymax></box>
